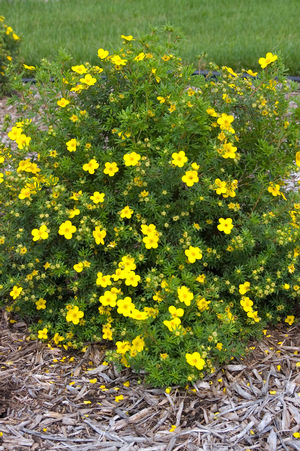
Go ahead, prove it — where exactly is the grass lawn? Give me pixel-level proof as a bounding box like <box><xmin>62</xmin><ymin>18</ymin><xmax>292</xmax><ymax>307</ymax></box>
<box><xmin>1</xmin><ymin>0</ymin><xmax>300</xmax><ymax>74</ymax></box>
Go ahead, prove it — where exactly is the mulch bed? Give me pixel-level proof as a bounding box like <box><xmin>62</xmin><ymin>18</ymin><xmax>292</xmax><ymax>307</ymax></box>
<box><xmin>0</xmin><ymin>311</ymin><xmax>299</xmax><ymax>451</ymax></box>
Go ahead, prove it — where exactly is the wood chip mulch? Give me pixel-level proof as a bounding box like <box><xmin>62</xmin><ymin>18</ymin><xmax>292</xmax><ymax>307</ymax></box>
<box><xmin>0</xmin><ymin>311</ymin><xmax>299</xmax><ymax>451</ymax></box>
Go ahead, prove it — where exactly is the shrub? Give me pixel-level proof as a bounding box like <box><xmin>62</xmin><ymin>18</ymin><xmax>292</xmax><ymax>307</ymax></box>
<box><xmin>0</xmin><ymin>30</ymin><xmax>299</xmax><ymax>387</ymax></box>
<box><xmin>0</xmin><ymin>16</ymin><xmax>21</xmax><ymax>94</ymax></box>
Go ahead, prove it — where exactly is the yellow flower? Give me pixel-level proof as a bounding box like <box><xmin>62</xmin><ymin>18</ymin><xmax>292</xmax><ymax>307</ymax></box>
<box><xmin>97</xmin><ymin>48</ymin><xmax>109</xmax><ymax>59</ymax></box>
<box><xmin>223</xmin><ymin>66</ymin><xmax>238</xmax><ymax>77</ymax></box>
<box><xmin>182</xmin><ymin>170</ymin><xmax>199</xmax><ymax>187</ymax></box>
<box><xmin>53</xmin><ymin>333</ymin><xmax>64</xmax><ymax>345</ymax></box>
<box><xmin>90</xmin><ymin>191</ymin><xmax>105</xmax><ymax>204</ymax></box>
<box><xmin>58</xmin><ymin>221</ymin><xmax>76</xmax><ymax>240</ymax></box>
<box><xmin>218</xmin><ymin>142</ymin><xmax>237</xmax><ymax>159</ymax></box>
<box><xmin>10</xmin><ymin>285</ymin><xmax>23</xmax><ymax>299</ymax></box>
<box><xmin>73</xmin><ymin>262</ymin><xmax>84</xmax><ymax>273</ymax></box>
<box><xmin>99</xmin><ymin>290</ymin><xmax>117</xmax><ymax>308</ymax></box>
<box><xmin>80</xmin><ymin>74</ymin><xmax>97</xmax><ymax>86</ymax></box>
<box><xmin>57</xmin><ymin>98</ymin><xmax>70</xmax><ymax>108</ymax></box>
<box><xmin>68</xmin><ymin>208</ymin><xmax>80</xmax><ymax>219</ymax></box>
<box><xmin>296</xmin><ymin>151</ymin><xmax>300</xmax><ymax>167</ymax></box>
<box><xmin>15</xmin><ymin>134</ymin><xmax>31</xmax><ymax>150</ymax></box>
<box><xmin>177</xmin><ymin>285</ymin><xmax>194</xmax><ymax>306</ymax></box>
<box><xmin>120</xmin><ymin>206</ymin><xmax>133</xmax><ymax>219</ymax></box>
<box><xmin>131</xmin><ymin>335</ymin><xmax>145</xmax><ymax>353</ymax></box>
<box><xmin>66</xmin><ymin>306</ymin><xmax>84</xmax><ymax>325</ymax></box>
<box><xmin>96</xmin><ymin>272</ymin><xmax>112</xmax><ymax>288</ymax></box>
<box><xmin>38</xmin><ymin>328</ymin><xmax>48</xmax><ymax>340</ymax></box>
<box><xmin>157</xmin><ymin>96</ymin><xmax>166</xmax><ymax>103</ymax></box>
<box><xmin>196</xmin><ymin>274</ymin><xmax>206</xmax><ymax>284</ymax></box>
<box><xmin>239</xmin><ymin>281</ymin><xmax>251</xmax><ymax>295</ymax></box>
<box><xmin>247</xmin><ymin>310</ymin><xmax>260</xmax><ymax>322</ymax></box>
<box><xmin>285</xmin><ymin>315</ymin><xmax>295</xmax><ymax>326</ymax></box>
<box><xmin>169</xmin><ymin>305</ymin><xmax>184</xmax><ymax>318</ymax></box>
<box><xmin>196</xmin><ymin>297</ymin><xmax>210</xmax><ymax>312</ymax></box>
<box><xmin>125</xmin><ymin>271</ymin><xmax>141</xmax><ymax>287</ymax></box>
<box><xmin>130</xmin><ymin>309</ymin><xmax>148</xmax><ymax>320</ymax></box>
<box><xmin>8</xmin><ymin>126</ymin><xmax>22</xmax><ymax>141</ymax></box>
<box><xmin>72</xmin><ymin>64</ymin><xmax>87</xmax><ymax>74</ymax></box>
<box><xmin>143</xmin><ymin>234</ymin><xmax>159</xmax><ymax>249</ymax></box>
<box><xmin>240</xmin><ymin>296</ymin><xmax>253</xmax><ymax>312</ymax></box>
<box><xmin>268</xmin><ymin>182</ymin><xmax>286</xmax><ymax>199</ymax></box>
<box><xmin>171</xmin><ymin>151</ymin><xmax>188</xmax><ymax>167</ymax></box>
<box><xmin>217</xmin><ymin>218</ymin><xmax>234</xmax><ymax>234</ymax></box>
<box><xmin>258</xmin><ymin>52</ymin><xmax>278</xmax><ymax>69</ymax></box>
<box><xmin>185</xmin><ymin>352</ymin><xmax>205</xmax><ymax>370</ymax></box>
<box><xmin>118</xmin><ymin>255</ymin><xmax>136</xmax><ymax>271</ymax></box>
<box><xmin>103</xmin><ymin>162</ymin><xmax>119</xmax><ymax>176</ymax></box>
<box><xmin>111</xmin><ymin>55</ymin><xmax>127</xmax><ymax>66</ymax></box>
<box><xmin>206</xmin><ymin>107</ymin><xmax>218</xmax><ymax>117</ymax></box>
<box><xmin>120</xmin><ymin>35</ymin><xmax>134</xmax><ymax>41</ymax></box>
<box><xmin>214</xmin><ymin>178</ymin><xmax>227</xmax><ymax>195</ymax></box>
<box><xmin>246</xmin><ymin>69</ymin><xmax>258</xmax><ymax>77</ymax></box>
<box><xmin>217</xmin><ymin>113</ymin><xmax>235</xmax><ymax>133</ymax></box>
<box><xmin>36</xmin><ymin>298</ymin><xmax>46</xmax><ymax>310</ymax></box>
<box><xmin>185</xmin><ymin>245</ymin><xmax>202</xmax><ymax>263</ymax></box>
<box><xmin>117</xmin><ymin>297</ymin><xmax>134</xmax><ymax>317</ymax></box>
<box><xmin>18</xmin><ymin>187</ymin><xmax>32</xmax><ymax>200</ymax></box>
<box><xmin>216</xmin><ymin>342</ymin><xmax>223</xmax><ymax>351</ymax></box>
<box><xmin>134</xmin><ymin>52</ymin><xmax>145</xmax><ymax>61</ymax></box>
<box><xmin>102</xmin><ymin>323</ymin><xmax>113</xmax><ymax>340</ymax></box>
<box><xmin>163</xmin><ymin>317</ymin><xmax>182</xmax><ymax>332</ymax></box>
<box><xmin>93</xmin><ymin>226</ymin><xmax>106</xmax><ymax>245</ymax></box>
<box><xmin>31</xmin><ymin>225</ymin><xmax>49</xmax><ymax>241</ymax></box>
<box><xmin>116</xmin><ymin>341</ymin><xmax>131</xmax><ymax>354</ymax></box>
<box><xmin>123</xmin><ymin>152</ymin><xmax>141</xmax><ymax>166</ymax></box>
<box><xmin>23</xmin><ymin>64</ymin><xmax>35</xmax><ymax>70</ymax></box>
<box><xmin>82</xmin><ymin>159</ymin><xmax>99</xmax><ymax>174</ymax></box>
<box><xmin>66</xmin><ymin>138</ymin><xmax>77</xmax><ymax>152</ymax></box>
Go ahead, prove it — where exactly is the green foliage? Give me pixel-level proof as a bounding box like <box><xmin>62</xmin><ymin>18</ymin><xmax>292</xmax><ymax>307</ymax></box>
<box><xmin>0</xmin><ymin>16</ymin><xmax>21</xmax><ymax>94</ymax></box>
<box><xmin>0</xmin><ymin>30</ymin><xmax>299</xmax><ymax>387</ymax></box>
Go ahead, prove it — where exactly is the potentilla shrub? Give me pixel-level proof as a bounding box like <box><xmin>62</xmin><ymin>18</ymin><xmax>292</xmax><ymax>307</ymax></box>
<box><xmin>0</xmin><ymin>30</ymin><xmax>299</xmax><ymax>386</ymax></box>
<box><xmin>0</xmin><ymin>16</ymin><xmax>20</xmax><ymax>94</ymax></box>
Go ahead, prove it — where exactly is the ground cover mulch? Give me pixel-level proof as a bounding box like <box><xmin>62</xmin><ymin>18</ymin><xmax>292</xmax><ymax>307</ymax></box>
<box><xmin>0</xmin><ymin>311</ymin><xmax>299</xmax><ymax>451</ymax></box>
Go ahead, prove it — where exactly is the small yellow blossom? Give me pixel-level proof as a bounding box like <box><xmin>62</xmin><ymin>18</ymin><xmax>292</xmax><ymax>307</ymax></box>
<box><xmin>38</xmin><ymin>328</ymin><xmax>48</xmax><ymax>340</ymax></box>
<box><xmin>66</xmin><ymin>306</ymin><xmax>84</xmax><ymax>325</ymax></box>
<box><xmin>171</xmin><ymin>151</ymin><xmax>188</xmax><ymax>167</ymax></box>
<box><xmin>10</xmin><ymin>285</ymin><xmax>23</xmax><ymax>299</ymax></box>
<box><xmin>258</xmin><ymin>52</ymin><xmax>278</xmax><ymax>69</ymax></box>
<box><xmin>185</xmin><ymin>245</ymin><xmax>202</xmax><ymax>263</ymax></box>
<box><xmin>186</xmin><ymin>352</ymin><xmax>205</xmax><ymax>370</ymax></box>
<box><xmin>285</xmin><ymin>315</ymin><xmax>295</xmax><ymax>326</ymax></box>
<box><xmin>217</xmin><ymin>218</ymin><xmax>234</xmax><ymax>234</ymax></box>
<box><xmin>57</xmin><ymin>98</ymin><xmax>70</xmax><ymax>108</ymax></box>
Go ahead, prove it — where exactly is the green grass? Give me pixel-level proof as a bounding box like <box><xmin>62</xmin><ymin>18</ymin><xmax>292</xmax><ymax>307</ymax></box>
<box><xmin>1</xmin><ymin>0</ymin><xmax>300</xmax><ymax>74</ymax></box>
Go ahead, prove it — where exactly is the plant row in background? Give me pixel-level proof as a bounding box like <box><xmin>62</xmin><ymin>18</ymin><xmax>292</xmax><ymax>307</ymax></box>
<box><xmin>0</xmin><ymin>29</ymin><xmax>299</xmax><ymax>386</ymax></box>
<box><xmin>0</xmin><ymin>16</ymin><xmax>20</xmax><ymax>94</ymax></box>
